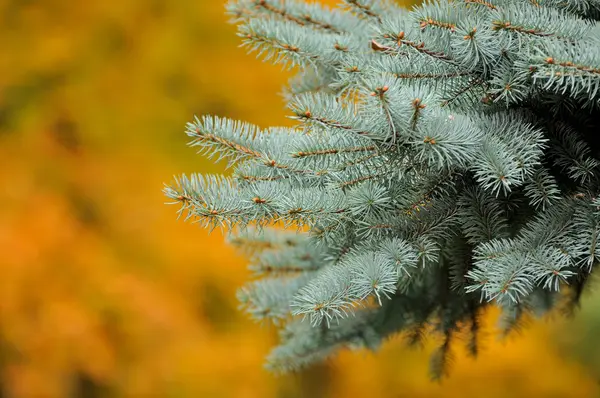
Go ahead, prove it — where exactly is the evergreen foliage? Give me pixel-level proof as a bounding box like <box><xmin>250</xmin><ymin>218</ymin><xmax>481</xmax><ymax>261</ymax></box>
<box><xmin>165</xmin><ymin>0</ymin><xmax>600</xmax><ymax>378</ymax></box>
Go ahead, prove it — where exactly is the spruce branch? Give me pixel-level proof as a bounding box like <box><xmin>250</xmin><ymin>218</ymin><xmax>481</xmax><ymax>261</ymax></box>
<box><xmin>167</xmin><ymin>0</ymin><xmax>600</xmax><ymax>380</ymax></box>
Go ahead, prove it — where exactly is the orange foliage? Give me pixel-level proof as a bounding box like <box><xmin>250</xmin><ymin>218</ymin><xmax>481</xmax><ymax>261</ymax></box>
<box><xmin>0</xmin><ymin>0</ymin><xmax>598</xmax><ymax>397</ymax></box>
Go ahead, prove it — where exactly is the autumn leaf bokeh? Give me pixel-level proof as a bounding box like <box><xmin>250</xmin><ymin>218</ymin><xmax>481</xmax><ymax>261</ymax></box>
<box><xmin>1</xmin><ymin>1</ymin><xmax>599</xmax><ymax>397</ymax></box>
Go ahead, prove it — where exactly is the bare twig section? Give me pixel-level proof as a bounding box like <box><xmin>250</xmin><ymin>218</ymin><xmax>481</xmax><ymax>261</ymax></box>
<box><xmin>255</xmin><ymin>0</ymin><xmax>344</xmax><ymax>34</ymax></box>
<box><xmin>440</xmin><ymin>78</ymin><xmax>485</xmax><ymax>107</ymax></box>
<box><xmin>345</xmin><ymin>0</ymin><xmax>382</xmax><ymax>22</ymax></box>
<box><xmin>543</xmin><ymin>57</ymin><xmax>600</xmax><ymax>75</ymax></box>
<box><xmin>292</xmin><ymin>146</ymin><xmax>377</xmax><ymax>158</ymax></box>
<box><xmin>297</xmin><ymin>111</ymin><xmax>371</xmax><ymax>136</ymax></box>
<box><xmin>464</xmin><ymin>0</ymin><xmax>497</xmax><ymax>10</ymax></box>
<box><xmin>393</xmin><ymin>71</ymin><xmax>472</xmax><ymax>79</ymax></box>
<box><xmin>193</xmin><ymin>129</ymin><xmax>262</xmax><ymax>158</ymax></box>
<box><xmin>492</xmin><ymin>21</ymin><xmax>553</xmax><ymax>37</ymax></box>
<box><xmin>339</xmin><ymin>172</ymin><xmax>385</xmax><ymax>188</ymax></box>
<box><xmin>411</xmin><ymin>98</ymin><xmax>427</xmax><ymax>130</ymax></box>
<box><xmin>419</xmin><ymin>18</ymin><xmax>456</xmax><ymax>32</ymax></box>
<box><xmin>372</xmin><ymin>33</ymin><xmax>453</xmax><ymax>62</ymax></box>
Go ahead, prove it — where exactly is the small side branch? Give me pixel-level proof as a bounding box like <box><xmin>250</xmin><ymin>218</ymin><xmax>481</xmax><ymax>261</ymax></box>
<box><xmin>345</xmin><ymin>0</ymin><xmax>382</xmax><ymax>22</ymax></box>
<box><xmin>255</xmin><ymin>0</ymin><xmax>343</xmax><ymax>34</ymax></box>
<box><xmin>492</xmin><ymin>21</ymin><xmax>553</xmax><ymax>37</ymax></box>
<box><xmin>464</xmin><ymin>0</ymin><xmax>497</xmax><ymax>10</ymax></box>
<box><xmin>292</xmin><ymin>146</ymin><xmax>377</xmax><ymax>158</ymax></box>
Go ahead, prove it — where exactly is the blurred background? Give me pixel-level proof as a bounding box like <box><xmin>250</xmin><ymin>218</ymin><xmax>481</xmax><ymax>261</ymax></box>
<box><xmin>1</xmin><ymin>0</ymin><xmax>600</xmax><ymax>397</ymax></box>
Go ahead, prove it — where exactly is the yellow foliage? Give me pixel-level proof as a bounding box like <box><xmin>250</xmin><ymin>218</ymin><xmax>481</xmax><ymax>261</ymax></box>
<box><xmin>0</xmin><ymin>0</ymin><xmax>597</xmax><ymax>397</ymax></box>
